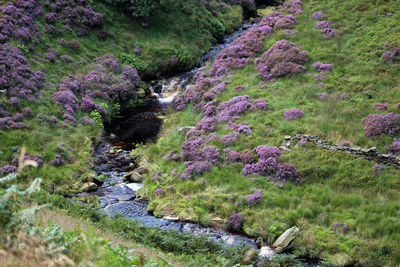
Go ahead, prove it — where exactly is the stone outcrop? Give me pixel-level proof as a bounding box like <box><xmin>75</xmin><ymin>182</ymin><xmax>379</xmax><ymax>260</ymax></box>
<box><xmin>280</xmin><ymin>134</ymin><xmax>400</xmax><ymax>168</ymax></box>
<box><xmin>80</xmin><ymin>182</ymin><xmax>98</xmax><ymax>192</ymax></box>
<box><xmin>272</xmin><ymin>226</ymin><xmax>299</xmax><ymax>253</ymax></box>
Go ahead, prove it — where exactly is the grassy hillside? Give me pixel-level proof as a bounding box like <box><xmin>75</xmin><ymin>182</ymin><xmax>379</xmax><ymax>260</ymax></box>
<box><xmin>142</xmin><ymin>0</ymin><xmax>400</xmax><ymax>265</ymax></box>
<box><xmin>0</xmin><ymin>0</ymin><xmax>242</xmax><ymax>191</ymax></box>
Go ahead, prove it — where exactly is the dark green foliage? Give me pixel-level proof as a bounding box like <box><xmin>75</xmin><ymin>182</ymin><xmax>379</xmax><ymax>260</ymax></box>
<box><xmin>102</xmin><ymin>0</ymin><xmax>160</xmax><ymax>18</ymax></box>
<box><xmin>210</xmin><ymin>19</ymin><xmax>226</xmax><ymax>42</ymax></box>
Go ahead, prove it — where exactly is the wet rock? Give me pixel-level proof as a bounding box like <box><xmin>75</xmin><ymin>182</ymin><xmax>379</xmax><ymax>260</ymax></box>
<box><xmin>221</xmin><ymin>235</ymin><xmax>236</xmax><ymax>245</ymax></box>
<box><xmin>259</xmin><ymin>246</ymin><xmax>276</xmax><ymax>259</ymax></box>
<box><xmin>164</xmin><ymin>215</ymin><xmax>180</xmax><ymax>221</ymax></box>
<box><xmin>134</xmin><ymin>167</ymin><xmax>148</xmax><ymax>174</ymax></box>
<box><xmin>124</xmin><ymin>171</ymin><xmax>143</xmax><ymax>183</ymax></box>
<box><xmin>210</xmin><ymin>217</ymin><xmax>224</xmax><ymax>225</ymax></box>
<box><xmin>272</xmin><ymin>226</ymin><xmax>299</xmax><ymax>253</ymax></box>
<box><xmin>86</xmin><ymin>172</ymin><xmax>103</xmax><ymax>186</ymax></box>
<box><xmin>178</xmin><ymin>126</ymin><xmax>194</xmax><ymax>135</ymax></box>
<box><xmin>95</xmin><ymin>184</ymin><xmax>135</xmax><ymax>201</ymax></box>
<box><xmin>81</xmin><ymin>182</ymin><xmax>98</xmax><ymax>192</ymax></box>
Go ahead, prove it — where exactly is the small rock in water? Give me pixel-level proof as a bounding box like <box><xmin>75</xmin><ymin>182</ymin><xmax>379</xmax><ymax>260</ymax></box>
<box><xmin>81</xmin><ymin>182</ymin><xmax>98</xmax><ymax>192</ymax></box>
<box><xmin>124</xmin><ymin>171</ymin><xmax>143</xmax><ymax>183</ymax></box>
<box><xmin>164</xmin><ymin>215</ymin><xmax>180</xmax><ymax>221</ymax></box>
<box><xmin>221</xmin><ymin>235</ymin><xmax>236</xmax><ymax>245</ymax></box>
<box><xmin>259</xmin><ymin>246</ymin><xmax>276</xmax><ymax>259</ymax></box>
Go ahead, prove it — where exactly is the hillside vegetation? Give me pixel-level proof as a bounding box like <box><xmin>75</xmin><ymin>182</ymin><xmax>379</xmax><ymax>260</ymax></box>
<box><xmin>0</xmin><ymin>0</ymin><xmax>242</xmax><ymax>191</ymax></box>
<box><xmin>141</xmin><ymin>0</ymin><xmax>400</xmax><ymax>265</ymax></box>
<box><xmin>1</xmin><ymin>0</ymin><xmax>400</xmax><ymax>266</ymax></box>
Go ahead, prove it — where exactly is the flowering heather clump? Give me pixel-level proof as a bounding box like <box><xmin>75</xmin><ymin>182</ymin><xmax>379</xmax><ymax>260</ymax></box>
<box><xmin>322</xmin><ymin>27</ymin><xmax>336</xmax><ymax>39</ymax></box>
<box><xmin>181</xmin><ymin>161</ymin><xmax>212</xmax><ymax>180</ymax></box>
<box><xmin>154</xmin><ymin>188</ymin><xmax>164</xmax><ymax>196</ymax></box>
<box><xmin>317</xmin><ymin>93</ymin><xmax>328</xmax><ymax>101</ymax></box>
<box><xmin>52</xmin><ymin>55</ymin><xmax>141</xmax><ymax>114</ymax></box>
<box><xmin>375</xmin><ymin>103</ymin><xmax>390</xmax><ymax>111</ymax></box>
<box><xmin>60</xmin><ymin>55</ymin><xmax>73</xmax><ymax>62</ymax></box>
<box><xmin>44</xmin><ymin>52</ymin><xmax>55</xmax><ymax>63</ymax></box>
<box><xmin>224</xmin><ymin>148</ymin><xmax>241</xmax><ymax>164</ymax></box>
<box><xmin>0</xmin><ymin>1</ymin><xmax>43</xmax><ymax>44</ymax></box>
<box><xmin>312</xmin><ymin>12</ymin><xmax>324</xmax><ymax>20</ymax></box>
<box><xmin>284</xmin><ymin>109</ymin><xmax>304</xmax><ymax>121</ymax></box>
<box><xmin>49</xmin><ymin>116</ymin><xmax>58</xmax><ymax>124</ymax></box>
<box><xmin>181</xmin><ymin>138</ymin><xmax>205</xmax><ymax>161</ymax></box>
<box><xmin>240</xmin><ymin>150</ymin><xmax>254</xmax><ymax>164</ymax></box>
<box><xmin>361</xmin><ymin>113</ymin><xmax>400</xmax><ymax>137</ymax></box>
<box><xmin>0</xmin><ymin>44</ymin><xmax>45</xmax><ymax>99</ymax></box>
<box><xmin>63</xmin><ymin>113</ymin><xmax>78</xmax><ymax>126</ymax></box>
<box><xmin>285</xmin><ymin>30</ymin><xmax>298</xmax><ymax>37</ymax></box>
<box><xmin>10</xmin><ymin>97</ymin><xmax>20</xmax><ymax>107</ymax></box>
<box><xmin>23</xmin><ymin>107</ymin><xmax>32</xmax><ymax>117</ymax></box>
<box><xmin>12</xmin><ymin>113</ymin><xmax>23</xmax><ymax>122</ymax></box>
<box><xmin>335</xmin><ymin>92</ymin><xmax>349</xmax><ymax>100</ymax></box>
<box><xmin>233</xmin><ymin>124</ymin><xmax>252</xmax><ymax>135</ymax></box>
<box><xmin>49</xmin><ymin>155</ymin><xmax>65</xmax><ymax>166</ymax></box>
<box><xmin>386</xmin><ymin>138</ymin><xmax>400</xmax><ymax>155</ymax></box>
<box><xmin>246</xmin><ymin>193</ymin><xmax>263</xmax><ymax>206</ymax></box>
<box><xmin>134</xmin><ymin>45</ymin><xmax>142</xmax><ymax>56</ymax></box>
<box><xmin>203</xmin><ymin>145</ymin><xmax>220</xmax><ymax>165</ymax></box>
<box><xmin>381</xmin><ymin>47</ymin><xmax>400</xmax><ymax>62</ymax></box>
<box><xmin>242</xmin><ymin>146</ymin><xmax>280</xmax><ymax>176</ymax></box>
<box><xmin>226</xmin><ymin>212</ymin><xmax>243</xmax><ymax>231</ymax></box>
<box><xmin>220</xmin><ymin>133</ymin><xmax>238</xmax><ymax>145</ymax></box>
<box><xmin>274</xmin><ymin>17</ymin><xmax>296</xmax><ymax>30</ymax></box>
<box><xmin>51</xmin><ymin>90</ymin><xmax>79</xmax><ymax>110</ymax></box>
<box><xmin>43</xmin><ymin>0</ymin><xmax>104</xmax><ymax>36</ymax></box>
<box><xmin>316</xmin><ymin>21</ymin><xmax>332</xmax><ymax>29</ymax></box>
<box><xmin>387</xmin><ymin>12</ymin><xmax>393</xmax><ymax>17</ymax></box>
<box><xmin>273</xmin><ymin>163</ymin><xmax>300</xmax><ymax>185</ymax></box>
<box><xmin>45</xmin><ymin>12</ymin><xmax>57</xmax><ymax>23</ymax></box>
<box><xmin>201</xmin><ymin>100</ymin><xmax>218</xmax><ymax>117</ymax></box>
<box><xmin>234</xmin><ymin>86</ymin><xmax>248</xmax><ymax>92</ymax></box>
<box><xmin>79</xmin><ymin>116</ymin><xmax>93</xmax><ymax>126</ymax></box>
<box><xmin>12</xmin><ymin>154</ymin><xmax>43</xmax><ymax>166</ymax></box>
<box><xmin>207</xmin><ymin>132</ymin><xmax>218</xmax><ymax>141</ymax></box>
<box><xmin>330</xmin><ymin>221</ymin><xmax>342</xmax><ymax>230</ymax></box>
<box><xmin>254</xmin><ymin>40</ymin><xmax>309</xmax><ymax>81</ymax></box>
<box><xmin>0</xmin><ymin>164</ymin><xmax>18</xmax><ymax>175</ymax></box>
<box><xmin>373</xmin><ymin>163</ymin><xmax>385</xmax><ymax>176</ymax></box>
<box><xmin>280</xmin><ymin>0</ymin><xmax>303</xmax><ymax>14</ymax></box>
<box><xmin>208</xmin><ymin>11</ymin><xmax>298</xmax><ymax>78</ymax></box>
<box><xmin>312</xmin><ymin>61</ymin><xmax>332</xmax><ymax>72</ymax></box>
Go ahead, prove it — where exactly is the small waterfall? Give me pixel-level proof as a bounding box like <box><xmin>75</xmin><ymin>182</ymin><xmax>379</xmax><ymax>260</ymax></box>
<box><xmin>151</xmin><ymin>22</ymin><xmax>257</xmax><ymax>105</ymax></box>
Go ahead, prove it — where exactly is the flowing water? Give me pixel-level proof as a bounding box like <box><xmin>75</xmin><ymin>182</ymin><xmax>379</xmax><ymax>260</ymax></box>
<box><xmin>79</xmin><ymin>22</ymin><xmax>260</xmax><ymax>249</ymax></box>
<box><xmin>78</xmin><ymin>21</ymin><xmax>320</xmax><ymax>264</ymax></box>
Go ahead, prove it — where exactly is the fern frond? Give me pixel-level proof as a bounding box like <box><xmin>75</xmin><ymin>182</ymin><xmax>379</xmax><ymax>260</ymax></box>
<box><xmin>0</xmin><ymin>173</ymin><xmax>18</xmax><ymax>184</ymax></box>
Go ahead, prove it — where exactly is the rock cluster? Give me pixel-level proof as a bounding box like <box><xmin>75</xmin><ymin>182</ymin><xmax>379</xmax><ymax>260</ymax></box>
<box><xmin>280</xmin><ymin>134</ymin><xmax>400</xmax><ymax>168</ymax></box>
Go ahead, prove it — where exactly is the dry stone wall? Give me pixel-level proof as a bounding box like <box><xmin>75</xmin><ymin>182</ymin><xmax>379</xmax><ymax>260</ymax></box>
<box><xmin>280</xmin><ymin>134</ymin><xmax>400</xmax><ymax>168</ymax></box>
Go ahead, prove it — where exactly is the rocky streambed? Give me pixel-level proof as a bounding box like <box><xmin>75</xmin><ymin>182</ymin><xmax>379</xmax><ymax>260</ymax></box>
<box><xmin>74</xmin><ymin>21</ymin><xmax>320</xmax><ymax>265</ymax></box>
<box><xmin>76</xmin><ymin>142</ymin><xmax>259</xmax><ymax>248</ymax></box>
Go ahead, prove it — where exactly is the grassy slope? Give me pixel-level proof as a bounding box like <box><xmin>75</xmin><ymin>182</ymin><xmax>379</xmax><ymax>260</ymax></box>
<box><xmin>0</xmin><ymin>2</ymin><xmax>242</xmax><ymax>191</ymax></box>
<box><xmin>143</xmin><ymin>0</ymin><xmax>400</xmax><ymax>265</ymax></box>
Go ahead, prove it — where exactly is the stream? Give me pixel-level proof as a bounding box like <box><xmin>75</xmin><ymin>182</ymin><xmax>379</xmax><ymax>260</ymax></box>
<box><xmin>78</xmin><ymin>22</ymin><xmax>260</xmax><ymax>249</ymax></box>
<box><xmin>75</xmin><ymin>21</ymin><xmax>319</xmax><ymax>265</ymax></box>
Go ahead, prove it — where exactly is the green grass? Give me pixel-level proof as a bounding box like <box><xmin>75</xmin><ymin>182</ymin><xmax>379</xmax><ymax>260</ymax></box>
<box><xmin>0</xmin><ymin>1</ymin><xmax>242</xmax><ymax>191</ymax></box>
<box><xmin>142</xmin><ymin>0</ymin><xmax>400</xmax><ymax>265</ymax></box>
